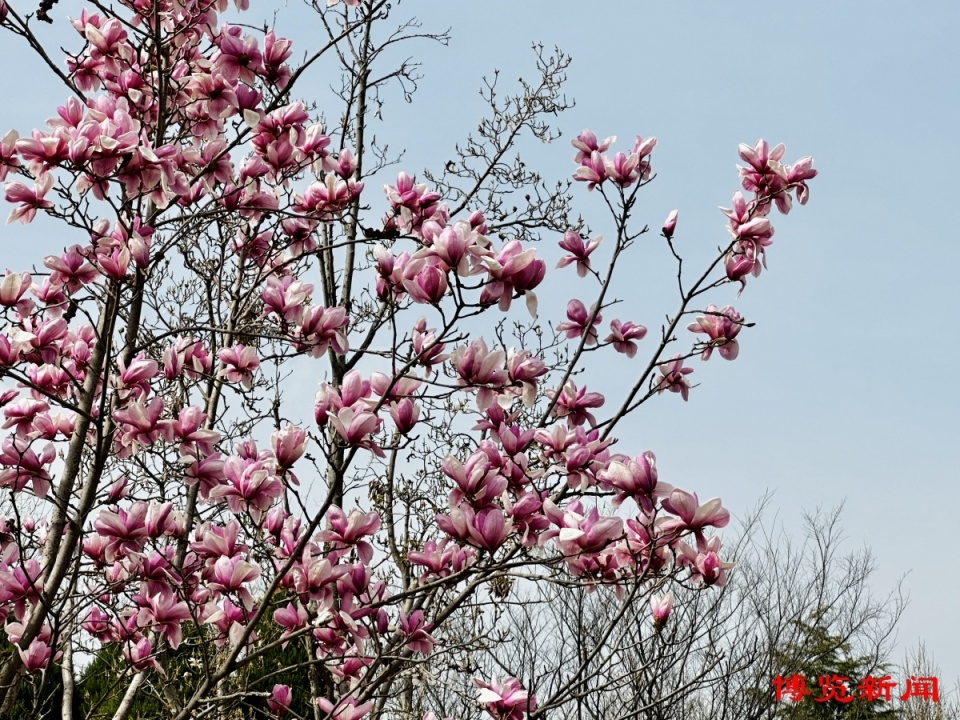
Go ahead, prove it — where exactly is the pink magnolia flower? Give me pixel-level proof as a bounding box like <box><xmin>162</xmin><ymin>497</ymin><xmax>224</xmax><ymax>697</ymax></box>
<box><xmin>655</xmin><ymin>355</ymin><xmax>693</xmax><ymax>401</ymax></box>
<box><xmin>172</xmin><ymin>406</ymin><xmax>220</xmax><ymax>458</ymax></box>
<box><xmin>208</xmin><ymin>555</ymin><xmax>261</xmax><ymax>609</ymax></box>
<box><xmin>293</xmin><ymin>175</ymin><xmax>363</xmax><ymax>221</ymax></box>
<box><xmin>662</xmin><ymin>209</ymin><xmax>678</xmax><ymax>238</ymax></box>
<box><xmin>738</xmin><ymin>139</ymin><xmax>789</xmax><ymax>210</ymax></box>
<box><xmin>273</xmin><ymin>602</ymin><xmax>309</xmax><ymax>645</ymax></box>
<box><xmin>543</xmin><ymin>500</ymin><xmax>624</xmax><ymax>556</ymax></box>
<box><xmin>547</xmin><ymin>381</ymin><xmax>605</xmax><ymax>427</ymax></box>
<box><xmin>217</xmin><ymin>344</ymin><xmax>260</xmax><ymax>389</ymax></box>
<box><xmin>17</xmin><ymin>638</ymin><xmax>53</xmax><ymax>674</ymax></box>
<box><xmin>262</xmin><ymin>32</ymin><xmax>293</xmax><ymax>88</ymax></box>
<box><xmin>135</xmin><ymin>587</ymin><xmax>192</xmax><ymax>648</ymax></box>
<box><xmin>688</xmin><ymin>305</ymin><xmax>743</xmax><ymax>360</ymax></box>
<box><xmin>443</xmin><ymin>451</ymin><xmax>508</xmax><ymax>510</ymax></box>
<box><xmin>123</xmin><ymin>636</ymin><xmax>161</xmax><ymax>673</ymax></box>
<box><xmin>571</xmin><ymin>129</ymin><xmax>615</xmax><ymax>164</ymax></box>
<box><xmin>262</xmin><ymin>275</ymin><xmax>313</xmax><ymax>323</ymax></box>
<box><xmin>677</xmin><ymin>535</ymin><xmax>734</xmax><ymax>586</ymax></box>
<box><xmin>411</xmin><ymin>317</ymin><xmax>448</xmax><ymax>368</ymax></box>
<box><xmin>271</xmin><ymin>424</ymin><xmax>307</xmax><ymax>472</ymax></box>
<box><xmin>572</xmin><ymin>150</ymin><xmax>606</xmax><ymax>190</ymax></box>
<box><xmin>407</xmin><ymin>538</ymin><xmax>475</xmax><ymax>580</ymax></box>
<box><xmin>389</xmin><ymin>398</ymin><xmax>420</xmax><ymax>434</ymax></box>
<box><xmin>556</xmin><ymin>231</ymin><xmax>601</xmax><ymax>277</ymax></box>
<box><xmin>294</xmin><ymin>305</ymin><xmax>349</xmax><ymax>357</ymax></box>
<box><xmin>383</xmin><ymin>172</ymin><xmax>447</xmax><ymax>236</ymax></box>
<box><xmin>427</xmin><ymin>220</ymin><xmax>488</xmax><ymax>276</ymax></box>
<box><xmin>113</xmin><ymin>397</ymin><xmax>173</xmax><ymax>458</ymax></box>
<box><xmin>479</xmin><ymin>240</ymin><xmax>545</xmax><ymax>314</ymax></box>
<box><xmin>268</xmin><ymin>685</ymin><xmax>293</xmax><ymax>717</ymax></box>
<box><xmin>2</xmin><ymin>398</ymin><xmax>49</xmax><ymax>438</ymax></box>
<box><xmin>556</xmin><ymin>299</ymin><xmax>602</xmax><ymax>345</ymax></box>
<box><xmin>437</xmin><ymin>505</ymin><xmax>513</xmax><ymax>554</ymax></box>
<box><xmin>214</xmin><ymin>26</ymin><xmax>263</xmax><ymax>84</ymax></box>
<box><xmin>402</xmin><ymin>257</ymin><xmax>448</xmax><ymax>304</ymax></box>
<box><xmin>329</xmin><ymin>406</ymin><xmax>383</xmax><ymax>456</ymax></box>
<box><xmin>632</xmin><ymin>134</ymin><xmax>658</xmax><ymax>164</ymax></box>
<box><xmin>452</xmin><ymin>338</ymin><xmax>508</xmax><ymax>410</ymax></box>
<box><xmin>0</xmin><ymin>130</ymin><xmax>20</xmax><ymax>181</ymax></box>
<box><xmin>604</xmin><ymin>319</ymin><xmax>647</xmax><ymax>357</ymax></box>
<box><xmin>209</xmin><ymin>456</ymin><xmax>284</xmax><ymax>520</ymax></box>
<box><xmin>0</xmin><ymin>436</ymin><xmax>56</xmax><ymax>497</ymax></box>
<box><xmin>787</xmin><ymin>155</ymin><xmax>818</xmax><ymax>206</ymax></box>
<box><xmin>5</xmin><ymin>173</ymin><xmax>55</xmax><ymax>224</ymax></box>
<box><xmin>505</xmin><ymin>349</ymin><xmax>547</xmax><ymax>406</ymax></box>
<box><xmin>117</xmin><ymin>352</ymin><xmax>158</xmax><ymax>399</ymax></box>
<box><xmin>317</xmin><ymin>506</ymin><xmax>381</xmax><ymax>564</ymax></box>
<box><xmin>604</xmin><ymin>151</ymin><xmax>640</xmax><ymax>187</ymax></box>
<box><xmin>316</xmin><ymin>697</ymin><xmax>373</xmax><ymax>720</ymax></box>
<box><xmin>473</xmin><ymin>676</ymin><xmax>536</xmax><ymax>720</ymax></box>
<box><xmin>597</xmin><ymin>452</ymin><xmax>672</xmax><ymax>510</ymax></box>
<box><xmin>398</xmin><ymin>609</ymin><xmax>436</xmax><ymax>655</ymax></box>
<box><xmin>660</xmin><ymin>489</ymin><xmax>730</xmax><ymax>537</ymax></box>
<box><xmin>650</xmin><ymin>592</ymin><xmax>674</xmax><ymax>629</ymax></box>
<box><xmin>0</xmin><ymin>271</ymin><xmax>30</xmax><ymax>307</ymax></box>
<box><xmin>93</xmin><ymin>503</ymin><xmax>151</xmax><ymax>561</ymax></box>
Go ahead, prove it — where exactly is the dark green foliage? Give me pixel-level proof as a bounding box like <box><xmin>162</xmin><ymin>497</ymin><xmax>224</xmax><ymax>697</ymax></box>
<box><xmin>3</xmin><ymin>613</ymin><xmax>317</xmax><ymax>719</ymax></box>
<box><xmin>774</xmin><ymin>609</ymin><xmax>899</xmax><ymax>720</ymax></box>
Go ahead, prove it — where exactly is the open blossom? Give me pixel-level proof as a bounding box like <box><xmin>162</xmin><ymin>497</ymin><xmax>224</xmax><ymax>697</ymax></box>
<box><xmin>479</xmin><ymin>240</ymin><xmax>545</xmax><ymax>314</ymax></box>
<box><xmin>571</xmin><ymin>129</ymin><xmax>615</xmax><ymax>163</ymax></box>
<box><xmin>135</xmin><ymin>587</ymin><xmax>192</xmax><ymax>647</ymax></box>
<box><xmin>572</xmin><ymin>150</ymin><xmax>606</xmax><ymax>190</ymax></box>
<box><xmin>295</xmin><ymin>305</ymin><xmax>349</xmax><ymax>357</ymax></box>
<box><xmin>556</xmin><ymin>231</ymin><xmax>601</xmax><ymax>277</ymax></box>
<box><xmin>17</xmin><ymin>639</ymin><xmax>53</xmax><ymax>674</ymax></box>
<box><xmin>329</xmin><ymin>406</ymin><xmax>383</xmax><ymax>456</ymax></box>
<box><xmin>547</xmin><ymin>381</ymin><xmax>604</xmax><ymax>427</ymax></box>
<box><xmin>556</xmin><ymin>299</ymin><xmax>602</xmax><ymax>345</ymax></box>
<box><xmin>0</xmin><ymin>130</ymin><xmax>20</xmax><ymax>181</ymax></box>
<box><xmin>217</xmin><ymin>344</ymin><xmax>260</xmax><ymax>388</ymax></box>
<box><xmin>737</xmin><ymin>138</ymin><xmax>799</xmax><ymax>212</ymax></box>
<box><xmin>677</xmin><ymin>535</ymin><xmax>734</xmax><ymax>586</ymax></box>
<box><xmin>293</xmin><ymin>174</ymin><xmax>363</xmax><ymax>220</ymax></box>
<box><xmin>660</xmin><ymin>489</ymin><xmax>730</xmax><ymax>538</ymax></box>
<box><xmin>655</xmin><ymin>355</ymin><xmax>694</xmax><ymax>401</ymax></box>
<box><xmin>596</xmin><ymin>451</ymin><xmax>671</xmax><ymax>510</ymax></box>
<box><xmin>688</xmin><ymin>305</ymin><xmax>743</xmax><ymax>360</ymax></box>
<box><xmin>317</xmin><ymin>506</ymin><xmax>380</xmax><ymax>564</ymax></box>
<box><xmin>452</xmin><ymin>338</ymin><xmax>508</xmax><ymax>410</ymax></box>
<box><xmin>474</xmin><ymin>676</ymin><xmax>536</xmax><ymax>720</ymax></box>
<box><xmin>407</xmin><ymin>538</ymin><xmax>475</xmax><ymax>580</ymax></box>
<box><xmin>604</xmin><ymin>151</ymin><xmax>640</xmax><ymax>187</ymax></box>
<box><xmin>316</xmin><ymin>697</ymin><xmax>373</xmax><ymax>720</ymax></box>
<box><xmin>604</xmin><ymin>319</ymin><xmax>646</xmax><ymax>357</ymax></box>
<box><xmin>262</xmin><ymin>275</ymin><xmax>313</xmax><ymax>323</ymax></box>
<box><xmin>5</xmin><ymin>173</ymin><xmax>55</xmax><ymax>224</ymax></box>
<box><xmin>398</xmin><ymin>609</ymin><xmax>436</xmax><ymax>655</ymax></box>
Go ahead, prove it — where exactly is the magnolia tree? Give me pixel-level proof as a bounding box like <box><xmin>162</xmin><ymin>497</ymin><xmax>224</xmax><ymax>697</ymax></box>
<box><xmin>0</xmin><ymin>0</ymin><xmax>817</xmax><ymax>718</ymax></box>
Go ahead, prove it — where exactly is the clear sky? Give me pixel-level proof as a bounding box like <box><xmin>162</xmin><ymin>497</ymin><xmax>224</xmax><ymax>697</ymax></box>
<box><xmin>1</xmin><ymin>0</ymin><xmax>957</xmax><ymax>687</ymax></box>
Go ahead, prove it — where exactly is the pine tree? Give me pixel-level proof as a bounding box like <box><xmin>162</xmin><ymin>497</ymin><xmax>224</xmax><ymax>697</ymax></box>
<box><xmin>774</xmin><ymin>609</ymin><xmax>899</xmax><ymax>720</ymax></box>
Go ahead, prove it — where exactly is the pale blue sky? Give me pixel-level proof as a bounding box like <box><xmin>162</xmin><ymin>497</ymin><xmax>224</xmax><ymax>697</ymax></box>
<box><xmin>1</xmin><ymin>0</ymin><xmax>957</xmax><ymax>686</ymax></box>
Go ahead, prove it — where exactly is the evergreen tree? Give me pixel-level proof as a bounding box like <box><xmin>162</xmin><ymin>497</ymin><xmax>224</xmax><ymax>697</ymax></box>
<box><xmin>774</xmin><ymin>609</ymin><xmax>899</xmax><ymax>720</ymax></box>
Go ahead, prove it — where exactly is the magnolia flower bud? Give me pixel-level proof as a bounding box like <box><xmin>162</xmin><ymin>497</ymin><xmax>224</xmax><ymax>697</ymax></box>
<box><xmin>662</xmin><ymin>209</ymin><xmax>678</xmax><ymax>239</ymax></box>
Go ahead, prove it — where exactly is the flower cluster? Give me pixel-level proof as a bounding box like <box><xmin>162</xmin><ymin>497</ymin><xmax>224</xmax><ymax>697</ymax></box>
<box><xmin>0</xmin><ymin>2</ymin><xmax>817</xmax><ymax>716</ymax></box>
